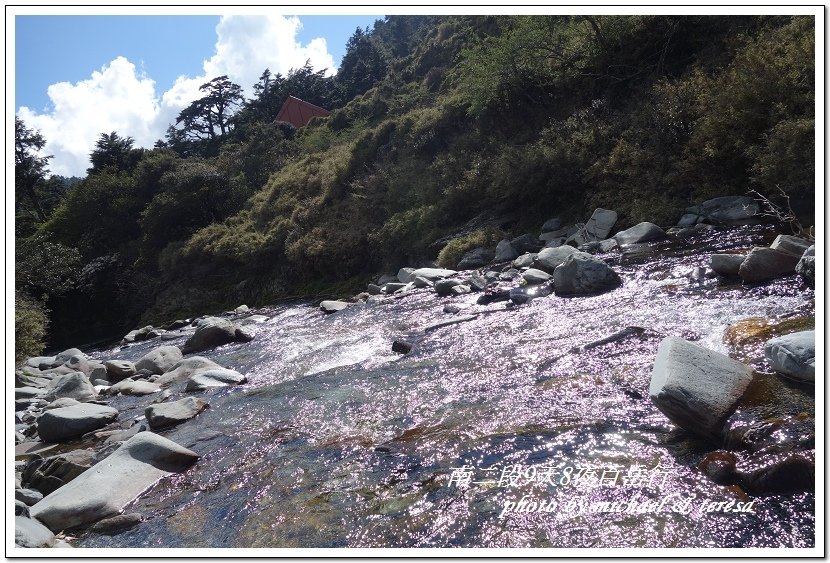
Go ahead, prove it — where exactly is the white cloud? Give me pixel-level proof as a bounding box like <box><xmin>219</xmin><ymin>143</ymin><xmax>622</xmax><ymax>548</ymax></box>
<box><xmin>17</xmin><ymin>16</ymin><xmax>336</xmax><ymax>177</ymax></box>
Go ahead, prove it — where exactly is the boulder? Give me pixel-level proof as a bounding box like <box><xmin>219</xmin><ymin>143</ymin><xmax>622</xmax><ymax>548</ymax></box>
<box><xmin>42</xmin><ymin>372</ymin><xmax>97</xmax><ymax>403</ymax></box>
<box><xmin>569</xmin><ymin>209</ymin><xmax>618</xmax><ymax>245</ymax></box>
<box><xmin>15</xmin><ymin>387</ymin><xmax>44</xmax><ymax>400</ymax></box>
<box><xmin>164</xmin><ymin>319</ymin><xmax>190</xmax><ymax>330</ymax></box>
<box><xmin>145</xmin><ymin>397</ymin><xmax>209</xmax><ymax>430</ymax></box>
<box><xmin>677</xmin><ymin>213</ymin><xmax>701</xmax><ymax>227</ymax></box>
<box><xmin>16</xmin><ymin>488</ymin><xmax>44</xmax><ymax>506</ymax></box>
<box><xmin>155</xmin><ymin>357</ymin><xmax>223</xmax><ymax>387</ymax></box>
<box><xmin>367</xmin><ymin>283</ymin><xmax>382</xmax><ymax>295</ymax></box>
<box><xmin>392</xmin><ymin>340</ymin><xmax>413</xmax><ymax>354</ymax></box>
<box><xmin>613</xmin><ymin>222</ymin><xmax>666</xmax><ymax>245</ymax></box>
<box><xmin>512</xmin><ymin>253</ymin><xmax>537</xmax><ymax>269</ymax></box>
<box><xmin>121</xmin><ymin>326</ymin><xmax>154</xmax><ymax>344</ymax></box>
<box><xmin>109</xmin><ymin>379</ymin><xmax>162</xmax><ymax>396</ymax></box>
<box><xmin>711</xmin><ymin>254</ymin><xmax>747</xmax><ymax>277</ymax></box>
<box><xmin>26</xmin><ymin>356</ymin><xmax>57</xmax><ymax>369</ymax></box>
<box><xmin>764</xmin><ymin>331</ymin><xmax>815</xmax><ymax>382</ymax></box>
<box><xmin>539</xmin><ymin>224</ymin><xmax>579</xmax><ymax>242</ymax></box>
<box><xmin>457</xmin><ymin>247</ymin><xmax>495</xmax><ymax>270</ymax></box>
<box><xmin>44</xmin><ymin>398</ymin><xmax>81</xmax><ymax>410</ymax></box>
<box><xmin>181</xmin><ymin>317</ymin><xmax>251</xmax><ymax>353</ymax></box>
<box><xmin>533</xmin><ymin>245</ymin><xmax>580</xmax><ymax>273</ymax></box>
<box><xmin>397</xmin><ymin>267</ymin><xmax>416</xmax><ymax>283</ymax></box>
<box><xmin>522</xmin><ymin>268</ymin><xmax>552</xmax><ymax>284</ymax></box>
<box><xmin>598</xmin><ymin>239</ymin><xmax>619</xmax><ymax>253</ymax></box>
<box><xmin>15</xmin><ymin>516</ymin><xmax>56</xmax><ymax>548</ymax></box>
<box><xmin>509</xmin><ymin>285</ymin><xmax>551</xmax><ymax>305</ymax></box>
<box><xmin>450</xmin><ymin>285</ymin><xmax>471</xmax><ymax>296</ymax></box>
<box><xmin>16</xmin><ymin>500</ymin><xmax>30</xmax><ymax>517</ymax></box>
<box><xmin>23</xmin><ymin>449</ymin><xmax>97</xmax><ymax>496</ymax></box>
<box><xmin>62</xmin><ymin>355</ymin><xmax>104</xmax><ymax>378</ymax></box>
<box><xmin>382</xmin><ymin>282</ymin><xmax>407</xmax><ymax>293</ymax></box>
<box><xmin>104</xmin><ymin>360</ymin><xmax>136</xmax><ymax>382</ymax></box>
<box><xmin>184</xmin><ymin>368</ymin><xmax>247</xmax><ymax>391</ymax></box>
<box><xmin>769</xmin><ymin>235</ymin><xmax>812</xmax><ymax>257</ymax></box>
<box><xmin>29</xmin><ymin>432</ymin><xmax>199</xmax><ymax>532</ymax></box>
<box><xmin>687</xmin><ymin>196</ymin><xmax>759</xmax><ymax>225</ymax></box>
<box><xmin>410</xmin><ymin>267</ymin><xmax>457</xmax><ymax>281</ymax></box>
<box><xmin>510</xmin><ymin>233</ymin><xmax>542</xmax><ymax>254</ymax></box>
<box><xmin>541</xmin><ymin>217</ymin><xmax>562</xmax><ymax>233</ymax></box>
<box><xmin>649</xmin><ymin>337</ymin><xmax>754</xmax><ymax>437</ymax></box>
<box><xmin>796</xmin><ymin>245</ymin><xmax>815</xmax><ymax>288</ymax></box>
<box><xmin>135</xmin><ymin>346</ymin><xmax>183</xmax><ymax>375</ymax></box>
<box><xmin>90</xmin><ymin>513</ymin><xmax>144</xmax><ymax>534</ymax></box>
<box><xmin>320</xmin><ymin>300</ymin><xmax>350</xmax><ymax>314</ymax></box>
<box><xmin>377</xmin><ymin>274</ymin><xmax>398</xmax><ymax>285</ymax></box>
<box><xmin>54</xmin><ymin>348</ymin><xmax>84</xmax><ymax>364</ymax></box>
<box><xmin>494</xmin><ymin>240</ymin><xmax>519</xmax><ymax>263</ymax></box>
<box><xmin>434</xmin><ymin>278</ymin><xmax>463</xmax><ymax>296</ymax></box>
<box><xmin>233</xmin><ymin>304</ymin><xmax>250</xmax><ymax>314</ymax></box>
<box><xmin>466</xmin><ymin>273</ymin><xmax>488</xmax><ymax>292</ymax></box>
<box><xmin>37</xmin><ymin>403</ymin><xmax>119</xmax><ymax>443</ymax></box>
<box><xmin>412</xmin><ymin>276</ymin><xmax>434</xmax><ymax>288</ymax></box>
<box><xmin>552</xmin><ymin>253</ymin><xmax>622</xmax><ymax>296</ymax></box>
<box><xmin>738</xmin><ymin>247</ymin><xmax>800</xmax><ymax>283</ymax></box>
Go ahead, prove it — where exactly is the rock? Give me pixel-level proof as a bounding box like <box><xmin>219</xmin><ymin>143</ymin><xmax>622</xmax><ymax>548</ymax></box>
<box><xmin>711</xmin><ymin>254</ymin><xmax>747</xmax><ymax>277</ymax></box>
<box><xmin>509</xmin><ymin>285</ymin><xmax>551</xmax><ymax>305</ymax></box>
<box><xmin>234</xmin><ymin>304</ymin><xmax>250</xmax><ymax>314</ymax></box>
<box><xmin>466</xmin><ymin>273</ymin><xmax>488</xmax><ymax>291</ymax></box>
<box><xmin>613</xmin><ymin>222</ymin><xmax>666</xmax><ymax>245</ymax></box>
<box><xmin>29</xmin><ymin>432</ymin><xmax>199</xmax><ymax>532</ymax></box>
<box><xmin>145</xmin><ymin>397</ymin><xmax>209</xmax><ymax>430</ymax></box>
<box><xmin>510</xmin><ymin>233</ymin><xmax>542</xmax><ymax>254</ymax></box>
<box><xmin>16</xmin><ymin>500</ymin><xmax>30</xmax><ymax>517</ymax></box>
<box><xmin>796</xmin><ymin>245</ymin><xmax>815</xmax><ymax>288</ymax></box>
<box><xmin>533</xmin><ymin>245</ymin><xmax>580</xmax><ymax>273</ymax></box>
<box><xmin>185</xmin><ymin>368</ymin><xmax>247</xmax><ymax>391</ymax></box>
<box><xmin>578</xmin><ymin>241</ymin><xmax>601</xmax><ymax>254</ymax></box>
<box><xmin>90</xmin><ymin>513</ymin><xmax>143</xmax><ymax>534</ymax></box>
<box><xmin>677</xmin><ymin>213</ymin><xmax>701</xmax><ymax>227</ymax></box>
<box><xmin>392</xmin><ymin>340</ymin><xmax>413</xmax><ymax>354</ymax></box>
<box><xmin>541</xmin><ymin>217</ymin><xmax>562</xmax><ymax>232</ymax></box>
<box><xmin>457</xmin><ymin>247</ymin><xmax>495</xmax><ymax>270</ymax></box>
<box><xmin>552</xmin><ymin>253</ymin><xmax>622</xmax><ymax>296</ymax></box>
<box><xmin>182</xmin><ymin>317</ymin><xmax>250</xmax><ymax>353</ymax></box>
<box><xmin>764</xmin><ymin>330</ymin><xmax>815</xmax><ymax>382</ymax></box>
<box><xmin>443</xmin><ymin>304</ymin><xmax>461</xmax><ymax>314</ymax></box>
<box><xmin>37</xmin><ymin>404</ymin><xmax>119</xmax><ymax>443</ymax></box>
<box><xmin>42</xmin><ymin>372</ymin><xmax>97</xmax><ymax>403</ymax></box>
<box><xmin>512</xmin><ymin>253</ymin><xmax>537</xmax><ymax>269</ymax></box>
<box><xmin>104</xmin><ymin>360</ymin><xmax>136</xmax><ymax>382</ymax></box>
<box><xmin>54</xmin><ymin>348</ymin><xmax>85</xmax><ymax>364</ymax></box>
<box><xmin>164</xmin><ymin>319</ymin><xmax>190</xmax><ymax>330</ymax></box>
<box><xmin>377</xmin><ymin>274</ymin><xmax>398</xmax><ymax>285</ymax></box>
<box><xmin>121</xmin><ymin>326</ymin><xmax>154</xmax><ymax>344</ymax></box>
<box><xmin>769</xmin><ymin>235</ymin><xmax>812</xmax><ymax>257</ymax></box>
<box><xmin>15</xmin><ymin>516</ymin><xmax>56</xmax><ymax>547</ymax></box>
<box><xmin>23</xmin><ymin>449</ymin><xmax>97</xmax><ymax>495</ymax></box>
<box><xmin>16</xmin><ymin>488</ymin><xmax>44</xmax><ymax>506</ymax></box>
<box><xmin>15</xmin><ymin>387</ymin><xmax>44</xmax><ymax>400</ymax></box>
<box><xmin>499</xmin><ymin>268</ymin><xmax>520</xmax><ymax>281</ymax></box>
<box><xmin>494</xmin><ymin>240</ymin><xmax>519</xmax><ymax>263</ymax></box>
<box><xmin>26</xmin><ymin>355</ymin><xmax>56</xmax><ymax>369</ymax></box>
<box><xmin>541</xmin><ymin>236</ymin><xmax>567</xmax><ymax>248</ymax></box>
<box><xmin>687</xmin><ymin>196</ymin><xmax>759</xmax><ymax>225</ymax></box>
<box><xmin>62</xmin><ymin>355</ymin><xmax>103</xmax><ymax>378</ymax></box>
<box><xmin>649</xmin><ymin>336</ymin><xmax>755</xmax><ymax>438</ymax></box>
<box><xmin>382</xmin><ymin>282</ymin><xmax>407</xmax><ymax>293</ymax></box>
<box><xmin>477</xmin><ymin>289</ymin><xmax>511</xmax><ymax>305</ymax></box>
<box><xmin>397</xmin><ymin>267</ymin><xmax>416</xmax><ymax>283</ymax></box>
<box><xmin>155</xmin><ymin>357</ymin><xmax>223</xmax><ymax>387</ymax></box>
<box><xmin>569</xmin><ymin>208</ymin><xmax>618</xmax><ymax>245</ymax></box>
<box><xmin>522</xmin><ymin>268</ymin><xmax>552</xmax><ymax>284</ymax></box>
<box><xmin>110</xmin><ymin>379</ymin><xmax>162</xmax><ymax>396</ymax></box>
<box><xmin>44</xmin><ymin>398</ymin><xmax>81</xmax><ymax>410</ymax></box>
<box><xmin>598</xmin><ymin>239</ymin><xmax>618</xmax><ymax>252</ymax></box>
<box><xmin>736</xmin><ymin>451</ymin><xmax>814</xmax><ymax>495</ymax></box>
<box><xmin>450</xmin><ymin>285</ymin><xmax>471</xmax><ymax>296</ymax></box>
<box><xmin>539</xmin><ymin>224</ymin><xmax>579</xmax><ymax>240</ymax></box>
<box><xmin>412</xmin><ymin>276</ymin><xmax>434</xmax><ymax>288</ymax></box>
<box><xmin>738</xmin><ymin>247</ymin><xmax>800</xmax><ymax>283</ymax></box>
<box><xmin>410</xmin><ymin>268</ymin><xmax>457</xmax><ymax>281</ymax></box>
<box><xmin>434</xmin><ymin>278</ymin><xmax>462</xmax><ymax>296</ymax></box>
<box><xmin>319</xmin><ymin>300</ymin><xmax>350</xmax><ymax>314</ymax></box>
<box><xmin>135</xmin><ymin>346</ymin><xmax>183</xmax><ymax>375</ymax></box>
<box><xmin>367</xmin><ymin>283</ymin><xmax>382</xmax><ymax>295</ymax></box>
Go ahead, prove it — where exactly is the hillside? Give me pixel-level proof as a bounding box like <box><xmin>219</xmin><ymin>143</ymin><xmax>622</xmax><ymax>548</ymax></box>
<box><xmin>16</xmin><ymin>15</ymin><xmax>815</xmax><ymax>353</ymax></box>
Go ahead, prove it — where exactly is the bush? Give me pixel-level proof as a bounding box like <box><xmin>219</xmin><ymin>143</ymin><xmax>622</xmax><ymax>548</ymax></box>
<box><xmin>437</xmin><ymin>228</ymin><xmax>502</xmax><ymax>268</ymax></box>
<box><xmin>15</xmin><ymin>291</ymin><xmax>49</xmax><ymax>362</ymax></box>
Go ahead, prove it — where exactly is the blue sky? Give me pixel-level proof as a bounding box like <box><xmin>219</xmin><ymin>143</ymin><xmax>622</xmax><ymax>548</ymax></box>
<box><xmin>14</xmin><ymin>14</ymin><xmax>383</xmax><ymax>176</ymax></box>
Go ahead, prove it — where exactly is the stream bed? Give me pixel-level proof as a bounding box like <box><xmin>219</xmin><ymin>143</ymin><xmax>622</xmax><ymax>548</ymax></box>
<box><xmin>74</xmin><ymin>224</ymin><xmax>815</xmax><ymax>549</ymax></box>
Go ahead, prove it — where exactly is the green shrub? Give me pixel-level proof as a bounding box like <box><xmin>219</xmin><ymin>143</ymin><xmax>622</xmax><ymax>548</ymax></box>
<box><xmin>15</xmin><ymin>291</ymin><xmax>48</xmax><ymax>362</ymax></box>
<box><xmin>437</xmin><ymin>228</ymin><xmax>502</xmax><ymax>268</ymax></box>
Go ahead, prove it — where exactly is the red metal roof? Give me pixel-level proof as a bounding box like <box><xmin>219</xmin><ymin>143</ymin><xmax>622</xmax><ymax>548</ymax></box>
<box><xmin>275</xmin><ymin>96</ymin><xmax>331</xmax><ymax>128</ymax></box>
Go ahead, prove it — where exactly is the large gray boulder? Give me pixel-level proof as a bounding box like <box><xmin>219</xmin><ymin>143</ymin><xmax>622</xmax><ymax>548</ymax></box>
<box><xmin>155</xmin><ymin>357</ymin><xmax>223</xmax><ymax>387</ymax></box>
<box><xmin>410</xmin><ymin>267</ymin><xmax>457</xmax><ymax>281</ymax></box>
<box><xmin>522</xmin><ymin>268</ymin><xmax>552</xmax><ymax>284</ymax></box>
<box><xmin>541</xmin><ymin>217</ymin><xmax>562</xmax><ymax>233</ymax></box>
<box><xmin>22</xmin><ymin>449</ymin><xmax>97</xmax><ymax>496</ymax></box>
<box><xmin>685</xmin><ymin>196</ymin><xmax>760</xmax><ymax>225</ymax></box>
<box><xmin>796</xmin><ymin>245</ymin><xmax>815</xmax><ymax>288</ymax></box>
<box><xmin>764</xmin><ymin>331</ymin><xmax>815</xmax><ymax>382</ymax></box>
<box><xmin>42</xmin><ymin>372</ymin><xmax>97</xmax><ymax>403</ymax></box>
<box><xmin>135</xmin><ymin>346</ymin><xmax>183</xmax><ymax>375</ymax></box>
<box><xmin>512</xmin><ymin>253</ymin><xmax>537</xmax><ymax>269</ymax></box>
<box><xmin>108</xmin><ymin>379</ymin><xmax>162</xmax><ymax>396</ymax></box>
<box><xmin>15</xmin><ymin>516</ymin><xmax>56</xmax><ymax>547</ymax></box>
<box><xmin>184</xmin><ymin>369</ymin><xmax>247</xmax><ymax>391</ymax></box>
<box><xmin>738</xmin><ymin>247</ymin><xmax>800</xmax><ymax>283</ymax></box>
<box><xmin>533</xmin><ymin>245</ymin><xmax>580</xmax><ymax>273</ymax></box>
<box><xmin>769</xmin><ymin>234</ymin><xmax>812</xmax><ymax>257</ymax></box>
<box><xmin>510</xmin><ymin>233</ymin><xmax>542</xmax><ymax>254</ymax></box>
<box><xmin>397</xmin><ymin>267</ymin><xmax>416</xmax><ymax>283</ymax></box>
<box><xmin>494</xmin><ymin>239</ymin><xmax>519</xmax><ymax>263</ymax></box>
<box><xmin>29</xmin><ymin>432</ymin><xmax>199</xmax><ymax>532</ymax></box>
<box><xmin>613</xmin><ymin>222</ymin><xmax>666</xmax><ymax>245</ymax></box>
<box><xmin>320</xmin><ymin>300</ymin><xmax>350</xmax><ymax>314</ymax></box>
<box><xmin>434</xmin><ymin>278</ymin><xmax>463</xmax><ymax>296</ymax></box>
<box><xmin>649</xmin><ymin>337</ymin><xmax>754</xmax><ymax>437</ymax></box>
<box><xmin>711</xmin><ymin>254</ymin><xmax>747</xmax><ymax>277</ymax></box>
<box><xmin>145</xmin><ymin>397</ymin><xmax>209</xmax><ymax>430</ymax></box>
<box><xmin>181</xmin><ymin>317</ymin><xmax>252</xmax><ymax>353</ymax></box>
<box><xmin>62</xmin><ymin>355</ymin><xmax>105</xmax><ymax>379</ymax></box>
<box><xmin>457</xmin><ymin>247</ymin><xmax>495</xmax><ymax>270</ymax></box>
<box><xmin>54</xmin><ymin>348</ymin><xmax>84</xmax><ymax>365</ymax></box>
<box><xmin>37</xmin><ymin>404</ymin><xmax>119</xmax><ymax>442</ymax></box>
<box><xmin>104</xmin><ymin>360</ymin><xmax>136</xmax><ymax>382</ymax></box>
<box><xmin>552</xmin><ymin>253</ymin><xmax>622</xmax><ymax>296</ymax></box>
<box><xmin>569</xmin><ymin>208</ymin><xmax>618</xmax><ymax>245</ymax></box>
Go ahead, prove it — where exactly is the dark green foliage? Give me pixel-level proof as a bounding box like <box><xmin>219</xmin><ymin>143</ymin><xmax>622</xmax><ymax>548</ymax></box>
<box><xmin>15</xmin><ymin>291</ymin><xmax>49</xmax><ymax>362</ymax></box>
<box><xmin>15</xmin><ymin>117</ymin><xmax>52</xmax><ymax>223</ymax></box>
<box><xmin>88</xmin><ymin>132</ymin><xmax>145</xmax><ymax>175</ymax></box>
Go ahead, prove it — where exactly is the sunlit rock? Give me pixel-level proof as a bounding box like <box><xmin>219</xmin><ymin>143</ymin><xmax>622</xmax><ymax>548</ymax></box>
<box><xmin>764</xmin><ymin>330</ymin><xmax>815</xmax><ymax>382</ymax></box>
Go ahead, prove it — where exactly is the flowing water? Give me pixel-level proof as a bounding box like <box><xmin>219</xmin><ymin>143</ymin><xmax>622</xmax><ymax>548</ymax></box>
<box><xmin>75</xmin><ymin>224</ymin><xmax>814</xmax><ymax>549</ymax></box>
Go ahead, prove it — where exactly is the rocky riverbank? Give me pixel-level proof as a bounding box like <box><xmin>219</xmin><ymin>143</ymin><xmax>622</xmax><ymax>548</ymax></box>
<box><xmin>13</xmin><ymin>196</ymin><xmax>816</xmax><ymax>549</ymax></box>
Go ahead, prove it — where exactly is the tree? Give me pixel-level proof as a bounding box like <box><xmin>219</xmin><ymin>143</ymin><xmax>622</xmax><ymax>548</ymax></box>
<box><xmin>88</xmin><ymin>131</ymin><xmax>143</xmax><ymax>174</ymax></box>
<box><xmin>15</xmin><ymin>117</ymin><xmax>52</xmax><ymax>222</ymax></box>
<box><xmin>166</xmin><ymin>75</ymin><xmax>244</xmax><ymax>156</ymax></box>
<box><xmin>336</xmin><ymin>27</ymin><xmax>389</xmax><ymax>102</ymax></box>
